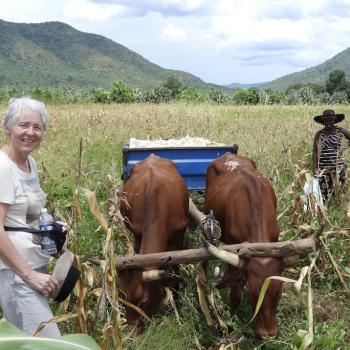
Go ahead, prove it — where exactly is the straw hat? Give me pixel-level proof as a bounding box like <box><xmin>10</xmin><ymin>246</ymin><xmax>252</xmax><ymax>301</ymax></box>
<box><xmin>314</xmin><ymin>109</ymin><xmax>345</xmax><ymax>124</ymax></box>
<box><xmin>50</xmin><ymin>251</ymin><xmax>81</xmax><ymax>302</ymax></box>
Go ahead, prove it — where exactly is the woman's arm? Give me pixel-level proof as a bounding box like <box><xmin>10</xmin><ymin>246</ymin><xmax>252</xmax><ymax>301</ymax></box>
<box><xmin>0</xmin><ymin>203</ymin><xmax>58</xmax><ymax>296</ymax></box>
<box><xmin>339</xmin><ymin>127</ymin><xmax>350</xmax><ymax>141</ymax></box>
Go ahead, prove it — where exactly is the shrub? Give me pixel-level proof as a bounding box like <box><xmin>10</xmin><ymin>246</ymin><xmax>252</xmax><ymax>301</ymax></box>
<box><xmin>209</xmin><ymin>88</ymin><xmax>228</xmax><ymax>104</ymax></box>
<box><xmin>91</xmin><ymin>88</ymin><xmax>109</xmax><ymax>103</ymax></box>
<box><xmin>143</xmin><ymin>86</ymin><xmax>172</xmax><ymax>103</ymax></box>
<box><xmin>175</xmin><ymin>88</ymin><xmax>208</xmax><ymax>102</ymax></box>
<box><xmin>284</xmin><ymin>89</ymin><xmax>301</xmax><ymax>104</ymax></box>
<box><xmin>330</xmin><ymin>91</ymin><xmax>349</xmax><ymax>104</ymax></box>
<box><xmin>109</xmin><ymin>81</ymin><xmax>133</xmax><ymax>103</ymax></box>
<box><xmin>162</xmin><ymin>76</ymin><xmax>185</xmax><ymax>98</ymax></box>
<box><xmin>298</xmin><ymin>87</ymin><xmax>316</xmax><ymax>104</ymax></box>
<box><xmin>232</xmin><ymin>88</ymin><xmax>260</xmax><ymax>105</ymax></box>
<box><xmin>266</xmin><ymin>89</ymin><xmax>284</xmax><ymax>104</ymax></box>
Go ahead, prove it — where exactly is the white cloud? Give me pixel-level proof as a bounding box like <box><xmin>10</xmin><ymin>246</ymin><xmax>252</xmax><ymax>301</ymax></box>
<box><xmin>157</xmin><ymin>0</ymin><xmax>208</xmax><ymax>11</ymax></box>
<box><xmin>161</xmin><ymin>23</ymin><xmax>187</xmax><ymax>42</ymax></box>
<box><xmin>87</xmin><ymin>0</ymin><xmax>212</xmax><ymax>16</ymax></box>
<box><xmin>63</xmin><ymin>0</ymin><xmax>128</xmax><ymax>21</ymax></box>
<box><xmin>199</xmin><ymin>0</ymin><xmax>349</xmax><ymax>69</ymax></box>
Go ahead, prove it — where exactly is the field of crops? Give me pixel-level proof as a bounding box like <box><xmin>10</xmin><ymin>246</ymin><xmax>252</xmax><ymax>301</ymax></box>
<box><xmin>0</xmin><ymin>102</ymin><xmax>349</xmax><ymax>349</ymax></box>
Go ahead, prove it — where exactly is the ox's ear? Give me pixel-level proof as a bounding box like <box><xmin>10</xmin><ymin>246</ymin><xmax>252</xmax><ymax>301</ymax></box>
<box><xmin>249</xmin><ymin>158</ymin><xmax>257</xmax><ymax>169</ymax></box>
<box><xmin>206</xmin><ymin>163</ymin><xmax>220</xmax><ymax>185</ymax></box>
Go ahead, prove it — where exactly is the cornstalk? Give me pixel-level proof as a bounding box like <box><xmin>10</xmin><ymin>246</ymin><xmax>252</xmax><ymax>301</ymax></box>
<box><xmin>73</xmin><ymin>137</ymin><xmax>88</xmax><ymax>333</ymax></box>
<box><xmin>73</xmin><ymin>137</ymin><xmax>84</xmax><ymax>255</ymax></box>
<box><xmin>108</xmin><ymin>227</ymin><xmax>122</xmax><ymax>350</ymax></box>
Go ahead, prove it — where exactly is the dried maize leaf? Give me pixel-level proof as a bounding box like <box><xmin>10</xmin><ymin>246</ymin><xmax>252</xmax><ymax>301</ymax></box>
<box><xmin>196</xmin><ymin>276</ymin><xmax>213</xmax><ymax>327</ymax></box>
<box><xmin>101</xmin><ymin>322</ymin><xmax>113</xmax><ymax>350</ymax></box>
<box><xmin>208</xmin><ymin>292</ymin><xmax>227</xmax><ymax>333</ymax></box>
<box><xmin>82</xmin><ymin>188</ymin><xmax>109</xmax><ymax>233</ymax></box>
<box><xmin>32</xmin><ymin>313</ymin><xmax>77</xmax><ymax>336</ymax></box>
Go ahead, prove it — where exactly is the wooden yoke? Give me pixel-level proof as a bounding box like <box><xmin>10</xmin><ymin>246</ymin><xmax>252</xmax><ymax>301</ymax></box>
<box><xmin>114</xmin><ymin>238</ymin><xmax>318</xmax><ymax>271</ymax></box>
<box><xmin>114</xmin><ymin>198</ymin><xmax>322</xmax><ymax>271</ymax></box>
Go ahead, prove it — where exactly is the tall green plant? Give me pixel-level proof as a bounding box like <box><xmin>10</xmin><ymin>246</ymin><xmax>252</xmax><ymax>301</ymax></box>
<box><xmin>0</xmin><ymin>319</ymin><xmax>101</xmax><ymax>350</ymax></box>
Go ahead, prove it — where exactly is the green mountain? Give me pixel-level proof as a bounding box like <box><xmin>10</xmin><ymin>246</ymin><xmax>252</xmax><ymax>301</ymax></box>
<box><xmin>0</xmin><ymin>20</ymin><xmax>221</xmax><ymax>90</ymax></box>
<box><xmin>263</xmin><ymin>47</ymin><xmax>350</xmax><ymax>91</ymax></box>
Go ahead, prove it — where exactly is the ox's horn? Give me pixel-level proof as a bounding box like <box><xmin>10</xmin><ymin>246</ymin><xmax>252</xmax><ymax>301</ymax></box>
<box><xmin>188</xmin><ymin>198</ymin><xmax>206</xmax><ymax>223</ymax></box>
<box><xmin>201</xmin><ymin>236</ymin><xmax>242</xmax><ymax>268</ymax></box>
<box><xmin>142</xmin><ymin>270</ymin><xmax>168</xmax><ymax>282</ymax></box>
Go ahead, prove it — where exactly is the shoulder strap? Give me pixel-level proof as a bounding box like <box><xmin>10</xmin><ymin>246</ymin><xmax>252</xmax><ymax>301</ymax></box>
<box><xmin>4</xmin><ymin>226</ymin><xmax>42</xmax><ymax>234</ymax></box>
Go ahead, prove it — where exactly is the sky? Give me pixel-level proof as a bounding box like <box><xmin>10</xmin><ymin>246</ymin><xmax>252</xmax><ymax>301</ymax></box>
<box><xmin>2</xmin><ymin>0</ymin><xmax>350</xmax><ymax>85</ymax></box>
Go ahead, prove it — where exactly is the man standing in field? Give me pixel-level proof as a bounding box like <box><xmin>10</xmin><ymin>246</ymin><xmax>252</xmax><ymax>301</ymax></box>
<box><xmin>312</xmin><ymin>109</ymin><xmax>350</xmax><ymax>201</ymax></box>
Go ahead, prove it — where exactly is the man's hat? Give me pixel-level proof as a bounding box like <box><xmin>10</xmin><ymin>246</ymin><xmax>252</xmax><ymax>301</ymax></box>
<box><xmin>50</xmin><ymin>251</ymin><xmax>81</xmax><ymax>302</ymax></box>
<box><xmin>314</xmin><ymin>109</ymin><xmax>345</xmax><ymax>124</ymax></box>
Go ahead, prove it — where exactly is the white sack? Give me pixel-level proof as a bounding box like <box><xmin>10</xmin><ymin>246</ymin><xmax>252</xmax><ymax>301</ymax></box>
<box><xmin>303</xmin><ymin>176</ymin><xmax>323</xmax><ymax>211</ymax></box>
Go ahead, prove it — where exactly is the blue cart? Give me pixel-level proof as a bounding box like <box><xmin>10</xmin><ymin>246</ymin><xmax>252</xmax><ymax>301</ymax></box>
<box><xmin>122</xmin><ymin>144</ymin><xmax>238</xmax><ymax>190</ymax></box>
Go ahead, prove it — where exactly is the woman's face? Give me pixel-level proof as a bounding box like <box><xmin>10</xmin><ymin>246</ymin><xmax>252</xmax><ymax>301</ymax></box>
<box><xmin>5</xmin><ymin>108</ymin><xmax>44</xmax><ymax>156</ymax></box>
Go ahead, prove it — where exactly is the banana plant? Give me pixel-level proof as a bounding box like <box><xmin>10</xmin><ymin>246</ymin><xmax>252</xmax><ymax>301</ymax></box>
<box><xmin>0</xmin><ymin>319</ymin><xmax>101</xmax><ymax>350</ymax></box>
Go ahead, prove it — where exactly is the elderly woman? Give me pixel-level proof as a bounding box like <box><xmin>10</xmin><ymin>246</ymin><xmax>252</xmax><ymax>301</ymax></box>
<box><xmin>312</xmin><ymin>109</ymin><xmax>350</xmax><ymax>201</ymax></box>
<box><xmin>0</xmin><ymin>97</ymin><xmax>60</xmax><ymax>337</ymax></box>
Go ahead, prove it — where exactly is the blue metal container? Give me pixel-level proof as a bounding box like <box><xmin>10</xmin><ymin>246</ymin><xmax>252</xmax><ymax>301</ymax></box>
<box><xmin>122</xmin><ymin>144</ymin><xmax>238</xmax><ymax>190</ymax></box>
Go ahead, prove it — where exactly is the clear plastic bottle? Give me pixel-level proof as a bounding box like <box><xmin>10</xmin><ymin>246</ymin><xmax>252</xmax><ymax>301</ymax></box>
<box><xmin>38</xmin><ymin>208</ymin><xmax>57</xmax><ymax>256</ymax></box>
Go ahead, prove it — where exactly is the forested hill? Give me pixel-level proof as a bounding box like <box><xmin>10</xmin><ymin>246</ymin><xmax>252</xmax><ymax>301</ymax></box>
<box><xmin>0</xmin><ymin>20</ymin><xmax>218</xmax><ymax>90</ymax></box>
<box><xmin>263</xmin><ymin>47</ymin><xmax>350</xmax><ymax>91</ymax></box>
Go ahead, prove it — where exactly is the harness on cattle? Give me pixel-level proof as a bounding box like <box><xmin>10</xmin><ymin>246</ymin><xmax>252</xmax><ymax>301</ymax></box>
<box><xmin>200</xmin><ymin>210</ymin><xmax>221</xmax><ymax>246</ymax></box>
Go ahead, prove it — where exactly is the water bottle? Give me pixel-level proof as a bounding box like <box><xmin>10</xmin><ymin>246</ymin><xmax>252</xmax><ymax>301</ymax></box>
<box><xmin>38</xmin><ymin>208</ymin><xmax>57</xmax><ymax>256</ymax></box>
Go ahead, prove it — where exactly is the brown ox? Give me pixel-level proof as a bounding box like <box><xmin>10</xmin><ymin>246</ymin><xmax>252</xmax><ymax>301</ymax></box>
<box><xmin>204</xmin><ymin>153</ymin><xmax>291</xmax><ymax>339</ymax></box>
<box><xmin>119</xmin><ymin>155</ymin><xmax>189</xmax><ymax>326</ymax></box>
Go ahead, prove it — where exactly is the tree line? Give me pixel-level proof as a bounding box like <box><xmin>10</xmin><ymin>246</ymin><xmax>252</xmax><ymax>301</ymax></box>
<box><xmin>1</xmin><ymin>69</ymin><xmax>350</xmax><ymax>105</ymax></box>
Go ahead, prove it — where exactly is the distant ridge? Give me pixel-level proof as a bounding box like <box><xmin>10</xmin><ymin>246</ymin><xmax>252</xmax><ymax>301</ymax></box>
<box><xmin>0</xmin><ymin>20</ymin><xmax>223</xmax><ymax>90</ymax></box>
<box><xmin>262</xmin><ymin>47</ymin><xmax>350</xmax><ymax>91</ymax></box>
<box><xmin>224</xmin><ymin>82</ymin><xmax>266</xmax><ymax>89</ymax></box>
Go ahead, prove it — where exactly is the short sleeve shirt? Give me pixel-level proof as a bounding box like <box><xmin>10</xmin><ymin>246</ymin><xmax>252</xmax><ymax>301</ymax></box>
<box><xmin>0</xmin><ymin>150</ymin><xmax>50</xmax><ymax>270</ymax></box>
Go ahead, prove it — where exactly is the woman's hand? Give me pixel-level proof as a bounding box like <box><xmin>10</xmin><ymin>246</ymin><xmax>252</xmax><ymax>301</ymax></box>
<box><xmin>24</xmin><ymin>270</ymin><xmax>59</xmax><ymax>296</ymax></box>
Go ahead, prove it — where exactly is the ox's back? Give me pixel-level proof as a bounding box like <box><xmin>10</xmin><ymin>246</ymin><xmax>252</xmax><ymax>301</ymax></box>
<box><xmin>205</xmin><ymin>153</ymin><xmax>279</xmax><ymax>244</ymax></box>
<box><xmin>121</xmin><ymin>155</ymin><xmax>188</xmax><ymax>253</ymax></box>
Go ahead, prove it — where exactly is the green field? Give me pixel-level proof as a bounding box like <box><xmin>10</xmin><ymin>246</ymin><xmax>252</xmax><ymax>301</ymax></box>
<box><xmin>0</xmin><ymin>103</ymin><xmax>349</xmax><ymax>349</ymax></box>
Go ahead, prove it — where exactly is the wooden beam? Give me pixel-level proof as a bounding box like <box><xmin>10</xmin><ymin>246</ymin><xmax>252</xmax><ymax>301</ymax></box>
<box><xmin>115</xmin><ymin>237</ymin><xmax>316</xmax><ymax>271</ymax></box>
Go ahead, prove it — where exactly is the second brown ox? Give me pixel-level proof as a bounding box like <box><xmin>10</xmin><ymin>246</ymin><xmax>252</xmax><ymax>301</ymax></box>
<box><xmin>204</xmin><ymin>153</ymin><xmax>295</xmax><ymax>339</ymax></box>
<box><xmin>119</xmin><ymin>155</ymin><xmax>189</xmax><ymax>326</ymax></box>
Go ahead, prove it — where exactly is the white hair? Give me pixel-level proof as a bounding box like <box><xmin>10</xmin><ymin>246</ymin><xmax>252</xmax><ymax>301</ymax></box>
<box><xmin>4</xmin><ymin>97</ymin><xmax>48</xmax><ymax>132</ymax></box>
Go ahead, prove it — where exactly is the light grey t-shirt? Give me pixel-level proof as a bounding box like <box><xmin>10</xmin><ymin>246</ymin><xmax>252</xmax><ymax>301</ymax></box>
<box><xmin>0</xmin><ymin>150</ymin><xmax>50</xmax><ymax>270</ymax></box>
